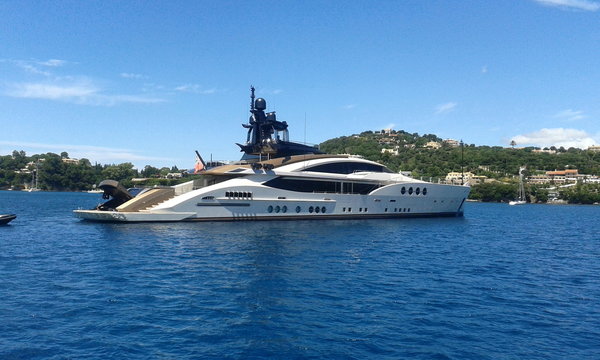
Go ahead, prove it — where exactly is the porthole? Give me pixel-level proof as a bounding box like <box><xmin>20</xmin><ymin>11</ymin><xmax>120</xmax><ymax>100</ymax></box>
<box><xmin>309</xmin><ymin>206</ymin><xmax>314</xmax><ymax>213</ymax></box>
<box><xmin>296</xmin><ymin>206</ymin><xmax>301</xmax><ymax>213</ymax></box>
<box><xmin>401</xmin><ymin>187</ymin><xmax>406</xmax><ymax>195</ymax></box>
<box><xmin>282</xmin><ymin>205</ymin><xmax>288</xmax><ymax>213</ymax></box>
<box><xmin>225</xmin><ymin>192</ymin><xmax>230</xmax><ymax>197</ymax></box>
<box><xmin>422</xmin><ymin>187</ymin><xmax>427</xmax><ymax>195</ymax></box>
<box><xmin>315</xmin><ymin>206</ymin><xmax>320</xmax><ymax>213</ymax></box>
<box><xmin>234</xmin><ymin>191</ymin><xmax>239</xmax><ymax>198</ymax></box>
<box><xmin>359</xmin><ymin>208</ymin><xmax>362</xmax><ymax>212</ymax></box>
<box><xmin>343</xmin><ymin>207</ymin><xmax>346</xmax><ymax>212</ymax></box>
<box><xmin>268</xmin><ymin>205</ymin><xmax>273</xmax><ymax>213</ymax></box>
<box><xmin>321</xmin><ymin>206</ymin><xmax>326</xmax><ymax>213</ymax></box>
<box><xmin>275</xmin><ymin>205</ymin><xmax>280</xmax><ymax>213</ymax></box>
<box><xmin>385</xmin><ymin>208</ymin><xmax>388</xmax><ymax>212</ymax></box>
<box><xmin>408</xmin><ymin>187</ymin><xmax>413</xmax><ymax>195</ymax></box>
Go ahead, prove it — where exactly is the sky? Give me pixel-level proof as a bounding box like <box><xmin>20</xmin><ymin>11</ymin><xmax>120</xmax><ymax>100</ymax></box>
<box><xmin>1</xmin><ymin>0</ymin><xmax>600</xmax><ymax>169</ymax></box>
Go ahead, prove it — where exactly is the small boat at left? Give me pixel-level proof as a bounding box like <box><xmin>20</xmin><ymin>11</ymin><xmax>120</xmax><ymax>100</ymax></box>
<box><xmin>0</xmin><ymin>214</ymin><xmax>16</xmax><ymax>225</ymax></box>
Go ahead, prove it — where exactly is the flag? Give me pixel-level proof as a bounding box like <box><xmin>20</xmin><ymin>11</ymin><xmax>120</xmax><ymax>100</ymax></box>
<box><xmin>194</xmin><ymin>150</ymin><xmax>206</xmax><ymax>174</ymax></box>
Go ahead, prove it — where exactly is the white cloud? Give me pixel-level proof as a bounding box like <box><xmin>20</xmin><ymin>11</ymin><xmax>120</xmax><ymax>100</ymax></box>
<box><xmin>435</xmin><ymin>102</ymin><xmax>457</xmax><ymax>115</ymax></box>
<box><xmin>554</xmin><ymin>109</ymin><xmax>586</xmax><ymax>121</ymax></box>
<box><xmin>39</xmin><ymin>59</ymin><xmax>67</xmax><ymax>67</ymax></box>
<box><xmin>0</xmin><ymin>141</ymin><xmax>173</xmax><ymax>168</ymax></box>
<box><xmin>379</xmin><ymin>123</ymin><xmax>396</xmax><ymax>130</ymax></box>
<box><xmin>2</xmin><ymin>59</ymin><xmax>167</xmax><ymax>105</ymax></box>
<box><xmin>175</xmin><ymin>84</ymin><xmax>200</xmax><ymax>92</ymax></box>
<box><xmin>4</xmin><ymin>80</ymin><xmax>166</xmax><ymax>105</ymax></box>
<box><xmin>120</xmin><ymin>72</ymin><xmax>147</xmax><ymax>79</ymax></box>
<box><xmin>89</xmin><ymin>94</ymin><xmax>167</xmax><ymax>106</ymax></box>
<box><xmin>174</xmin><ymin>84</ymin><xmax>216</xmax><ymax>94</ymax></box>
<box><xmin>7</xmin><ymin>81</ymin><xmax>98</xmax><ymax>100</ymax></box>
<box><xmin>342</xmin><ymin>104</ymin><xmax>357</xmax><ymax>110</ymax></box>
<box><xmin>481</xmin><ymin>65</ymin><xmax>488</xmax><ymax>73</ymax></box>
<box><xmin>6</xmin><ymin>59</ymin><xmax>68</xmax><ymax>76</ymax></box>
<box><xmin>510</xmin><ymin>128</ymin><xmax>598</xmax><ymax>148</ymax></box>
<box><xmin>533</xmin><ymin>0</ymin><xmax>600</xmax><ymax>11</ymax></box>
<box><xmin>17</xmin><ymin>64</ymin><xmax>52</xmax><ymax>76</ymax></box>
<box><xmin>256</xmin><ymin>88</ymin><xmax>284</xmax><ymax>96</ymax></box>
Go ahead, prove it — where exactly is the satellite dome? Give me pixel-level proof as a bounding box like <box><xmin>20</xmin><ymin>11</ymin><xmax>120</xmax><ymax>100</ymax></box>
<box><xmin>255</xmin><ymin>98</ymin><xmax>266</xmax><ymax>110</ymax></box>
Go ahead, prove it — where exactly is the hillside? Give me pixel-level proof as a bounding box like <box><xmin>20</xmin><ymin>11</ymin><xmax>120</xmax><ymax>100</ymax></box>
<box><xmin>2</xmin><ymin>130</ymin><xmax>600</xmax><ymax>204</ymax></box>
<box><xmin>319</xmin><ymin>130</ymin><xmax>600</xmax><ymax>178</ymax></box>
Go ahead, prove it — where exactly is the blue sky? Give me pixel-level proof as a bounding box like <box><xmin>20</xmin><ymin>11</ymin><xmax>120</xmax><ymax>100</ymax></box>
<box><xmin>1</xmin><ymin>0</ymin><xmax>599</xmax><ymax>169</ymax></box>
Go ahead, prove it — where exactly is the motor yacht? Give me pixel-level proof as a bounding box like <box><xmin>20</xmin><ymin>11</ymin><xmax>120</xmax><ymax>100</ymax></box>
<box><xmin>74</xmin><ymin>87</ymin><xmax>470</xmax><ymax>222</ymax></box>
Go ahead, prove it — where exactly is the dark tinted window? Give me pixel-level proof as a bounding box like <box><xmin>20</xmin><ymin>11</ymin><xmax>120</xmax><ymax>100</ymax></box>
<box><xmin>302</xmin><ymin>161</ymin><xmax>392</xmax><ymax>174</ymax></box>
<box><xmin>263</xmin><ymin>177</ymin><xmax>381</xmax><ymax>195</ymax></box>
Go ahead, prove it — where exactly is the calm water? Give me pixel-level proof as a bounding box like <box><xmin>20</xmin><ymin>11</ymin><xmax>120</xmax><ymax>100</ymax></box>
<box><xmin>1</xmin><ymin>191</ymin><xmax>599</xmax><ymax>359</ymax></box>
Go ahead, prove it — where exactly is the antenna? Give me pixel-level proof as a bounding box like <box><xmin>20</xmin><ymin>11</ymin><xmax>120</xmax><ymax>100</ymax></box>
<box><xmin>460</xmin><ymin>139</ymin><xmax>464</xmax><ymax>185</ymax></box>
<box><xmin>304</xmin><ymin>112</ymin><xmax>307</xmax><ymax>145</ymax></box>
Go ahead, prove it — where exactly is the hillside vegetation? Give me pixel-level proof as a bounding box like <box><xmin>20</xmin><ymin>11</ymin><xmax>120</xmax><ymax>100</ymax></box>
<box><xmin>320</xmin><ymin>130</ymin><xmax>600</xmax><ymax>178</ymax></box>
<box><xmin>2</xmin><ymin>130</ymin><xmax>600</xmax><ymax>203</ymax></box>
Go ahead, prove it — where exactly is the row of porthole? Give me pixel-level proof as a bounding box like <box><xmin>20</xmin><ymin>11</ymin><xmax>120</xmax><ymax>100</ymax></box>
<box><xmin>401</xmin><ymin>187</ymin><xmax>427</xmax><ymax>196</ymax></box>
<box><xmin>385</xmin><ymin>208</ymin><xmax>411</xmax><ymax>213</ymax></box>
<box><xmin>226</xmin><ymin>191</ymin><xmax>252</xmax><ymax>198</ymax></box>
<box><xmin>342</xmin><ymin>207</ymin><xmax>368</xmax><ymax>213</ymax></box>
<box><xmin>267</xmin><ymin>205</ymin><xmax>327</xmax><ymax>214</ymax></box>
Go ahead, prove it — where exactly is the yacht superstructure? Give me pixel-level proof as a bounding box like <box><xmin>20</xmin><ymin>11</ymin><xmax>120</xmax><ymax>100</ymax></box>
<box><xmin>74</xmin><ymin>88</ymin><xmax>470</xmax><ymax>222</ymax></box>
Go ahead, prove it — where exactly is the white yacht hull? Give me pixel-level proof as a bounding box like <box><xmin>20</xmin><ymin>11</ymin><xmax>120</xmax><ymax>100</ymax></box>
<box><xmin>74</xmin><ymin>174</ymin><xmax>470</xmax><ymax>223</ymax></box>
<box><xmin>73</xmin><ymin>210</ymin><xmax>196</xmax><ymax>222</ymax></box>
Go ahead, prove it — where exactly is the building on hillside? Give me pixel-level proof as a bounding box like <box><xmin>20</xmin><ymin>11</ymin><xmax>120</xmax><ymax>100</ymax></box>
<box><xmin>424</xmin><ymin>141</ymin><xmax>441</xmax><ymax>149</ymax></box>
<box><xmin>528</xmin><ymin>174</ymin><xmax>552</xmax><ymax>184</ymax></box>
<box><xmin>588</xmin><ymin>145</ymin><xmax>600</xmax><ymax>152</ymax></box>
<box><xmin>445</xmin><ymin>171</ymin><xmax>486</xmax><ymax>185</ymax></box>
<box><xmin>378</xmin><ymin>139</ymin><xmax>393</xmax><ymax>145</ymax></box>
<box><xmin>532</xmin><ymin>149</ymin><xmax>556</xmax><ymax>154</ymax></box>
<box><xmin>381</xmin><ymin>148</ymin><xmax>399</xmax><ymax>156</ymax></box>
<box><xmin>526</xmin><ymin>169</ymin><xmax>599</xmax><ymax>184</ymax></box>
<box><xmin>131</xmin><ymin>178</ymin><xmax>150</xmax><ymax>183</ymax></box>
<box><xmin>443</xmin><ymin>139</ymin><xmax>460</xmax><ymax>147</ymax></box>
<box><xmin>546</xmin><ymin>169</ymin><xmax>579</xmax><ymax>184</ymax></box>
<box><xmin>62</xmin><ymin>158</ymin><xmax>80</xmax><ymax>164</ymax></box>
<box><xmin>166</xmin><ymin>172</ymin><xmax>187</xmax><ymax>179</ymax></box>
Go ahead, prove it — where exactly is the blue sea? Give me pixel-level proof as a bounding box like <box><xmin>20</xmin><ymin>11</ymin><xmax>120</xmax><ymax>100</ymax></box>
<box><xmin>1</xmin><ymin>191</ymin><xmax>599</xmax><ymax>359</ymax></box>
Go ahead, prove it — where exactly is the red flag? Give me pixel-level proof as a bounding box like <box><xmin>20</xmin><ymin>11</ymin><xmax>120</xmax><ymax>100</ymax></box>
<box><xmin>194</xmin><ymin>151</ymin><xmax>206</xmax><ymax>174</ymax></box>
<box><xmin>194</xmin><ymin>159</ymin><xmax>204</xmax><ymax>174</ymax></box>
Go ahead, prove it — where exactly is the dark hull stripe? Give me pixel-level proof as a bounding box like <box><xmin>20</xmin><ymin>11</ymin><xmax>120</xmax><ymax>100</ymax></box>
<box><xmin>181</xmin><ymin>211</ymin><xmax>464</xmax><ymax>222</ymax></box>
<box><xmin>79</xmin><ymin>211</ymin><xmax>464</xmax><ymax>223</ymax></box>
<box><xmin>195</xmin><ymin>202</ymin><xmax>250</xmax><ymax>207</ymax></box>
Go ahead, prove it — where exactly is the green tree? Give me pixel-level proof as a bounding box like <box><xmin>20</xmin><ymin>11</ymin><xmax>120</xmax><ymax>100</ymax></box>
<box><xmin>101</xmin><ymin>163</ymin><xmax>138</xmax><ymax>187</ymax></box>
